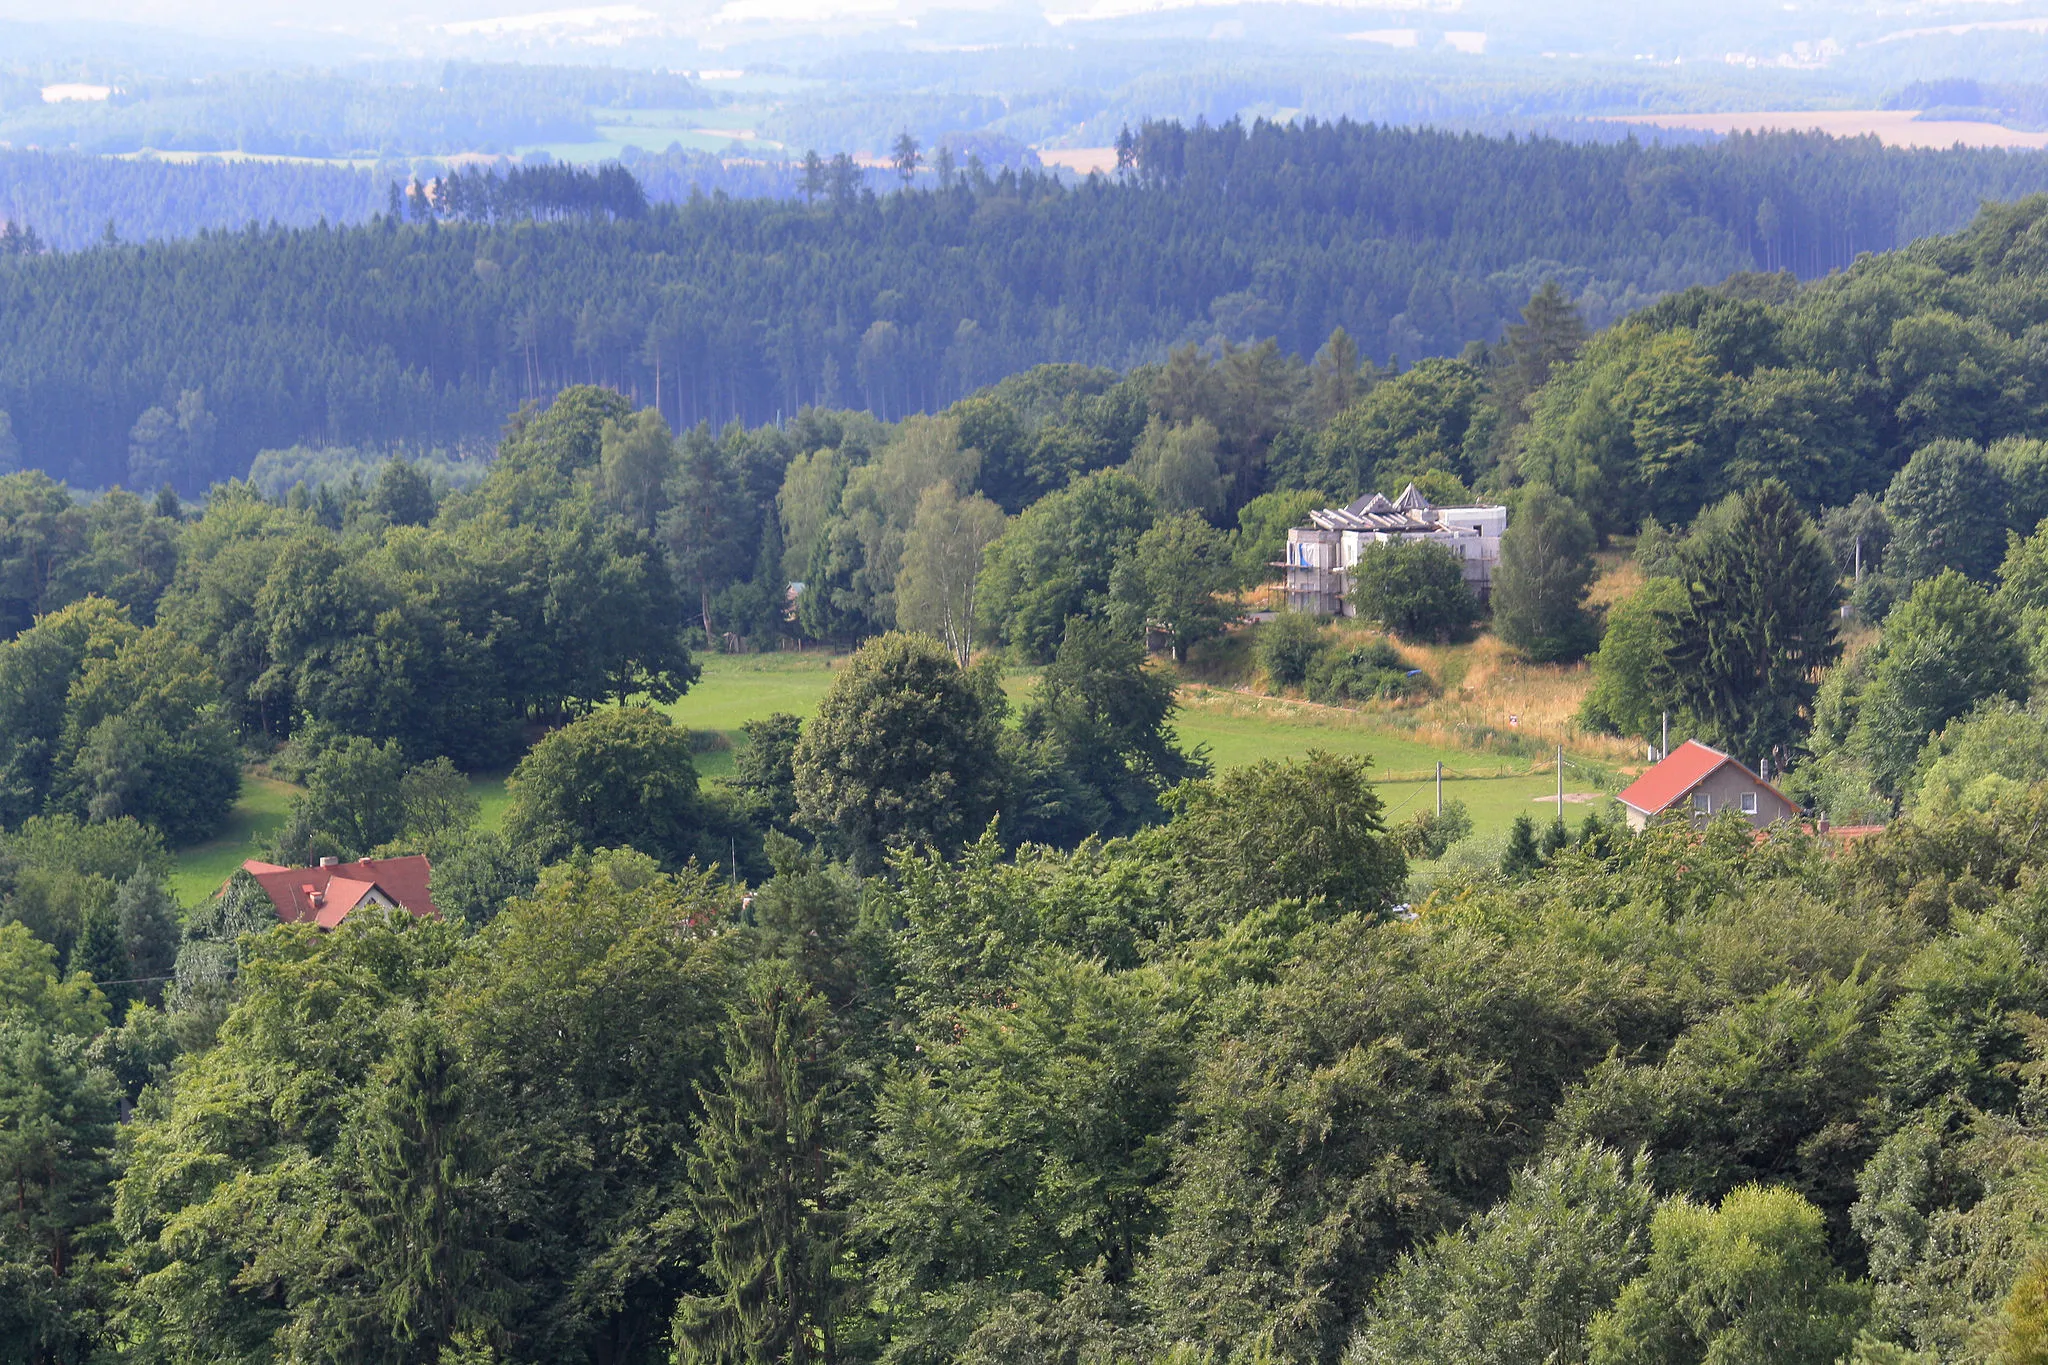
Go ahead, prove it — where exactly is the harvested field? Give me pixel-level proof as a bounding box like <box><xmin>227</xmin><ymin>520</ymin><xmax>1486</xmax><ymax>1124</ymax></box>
<box><xmin>1609</xmin><ymin>110</ymin><xmax>2048</xmax><ymax>150</ymax></box>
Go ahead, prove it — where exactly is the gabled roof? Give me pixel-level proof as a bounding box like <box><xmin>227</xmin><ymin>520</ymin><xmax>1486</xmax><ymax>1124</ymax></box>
<box><xmin>1615</xmin><ymin>740</ymin><xmax>1795</xmax><ymax>816</ymax></box>
<box><xmin>241</xmin><ymin>855</ymin><xmax>437</xmax><ymax>926</ymax></box>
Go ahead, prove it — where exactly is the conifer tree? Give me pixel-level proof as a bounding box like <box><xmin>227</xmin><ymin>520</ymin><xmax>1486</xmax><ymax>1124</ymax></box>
<box><xmin>1501</xmin><ymin>814</ymin><xmax>1542</xmax><ymax>877</ymax></box>
<box><xmin>1652</xmin><ymin>480</ymin><xmax>1841</xmax><ymax>762</ymax></box>
<box><xmin>341</xmin><ymin>1012</ymin><xmax>498</xmax><ymax>1359</ymax></box>
<box><xmin>674</xmin><ymin>962</ymin><xmax>846</xmax><ymax>1365</ymax></box>
<box><xmin>1503</xmin><ymin>281</ymin><xmax>1587</xmax><ymax>407</ymax></box>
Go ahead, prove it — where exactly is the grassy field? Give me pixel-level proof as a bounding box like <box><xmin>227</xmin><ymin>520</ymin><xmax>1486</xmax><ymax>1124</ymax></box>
<box><xmin>472</xmin><ymin>774</ymin><xmax>512</xmax><ymax>831</ymax></box>
<box><xmin>167</xmin><ymin>775</ymin><xmax>298</xmax><ymax>906</ymax></box>
<box><xmin>656</xmin><ymin>647</ymin><xmax>1630</xmax><ymax>840</ymax></box>
<box><xmin>661</xmin><ymin>651</ymin><xmax>845</xmax><ymax>781</ymax></box>
<box><xmin>171</xmin><ymin>625</ymin><xmax>1629</xmax><ymax>897</ymax></box>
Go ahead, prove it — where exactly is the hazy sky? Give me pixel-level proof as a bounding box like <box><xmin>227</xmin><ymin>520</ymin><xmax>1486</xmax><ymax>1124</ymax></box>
<box><xmin>0</xmin><ymin>0</ymin><xmax>2028</xmax><ymax>62</ymax></box>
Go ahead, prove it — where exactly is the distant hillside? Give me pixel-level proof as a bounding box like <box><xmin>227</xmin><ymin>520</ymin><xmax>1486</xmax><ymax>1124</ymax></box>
<box><xmin>8</xmin><ymin>119</ymin><xmax>2048</xmax><ymax>491</ymax></box>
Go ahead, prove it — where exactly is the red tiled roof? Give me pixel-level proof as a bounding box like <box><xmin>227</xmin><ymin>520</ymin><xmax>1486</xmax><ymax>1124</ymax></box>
<box><xmin>241</xmin><ymin>855</ymin><xmax>437</xmax><ymax>926</ymax></box>
<box><xmin>1615</xmin><ymin>739</ymin><xmax>1795</xmax><ymax>817</ymax></box>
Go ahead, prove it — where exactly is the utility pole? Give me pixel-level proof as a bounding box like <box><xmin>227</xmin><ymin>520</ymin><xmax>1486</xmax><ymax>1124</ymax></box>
<box><xmin>1435</xmin><ymin>761</ymin><xmax>1442</xmax><ymax>817</ymax></box>
<box><xmin>1557</xmin><ymin>744</ymin><xmax>1564</xmax><ymax>821</ymax></box>
<box><xmin>1661</xmin><ymin>711</ymin><xmax>1669</xmax><ymax>761</ymax></box>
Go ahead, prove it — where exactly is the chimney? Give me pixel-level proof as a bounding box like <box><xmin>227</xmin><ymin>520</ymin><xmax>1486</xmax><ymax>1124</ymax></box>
<box><xmin>319</xmin><ymin>856</ymin><xmax>338</xmax><ymax>868</ymax></box>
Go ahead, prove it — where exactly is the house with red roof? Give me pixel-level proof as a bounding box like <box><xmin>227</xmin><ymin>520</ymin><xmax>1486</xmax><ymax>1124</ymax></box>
<box><xmin>239</xmin><ymin>855</ymin><xmax>437</xmax><ymax>928</ymax></box>
<box><xmin>1615</xmin><ymin>740</ymin><xmax>1800</xmax><ymax>832</ymax></box>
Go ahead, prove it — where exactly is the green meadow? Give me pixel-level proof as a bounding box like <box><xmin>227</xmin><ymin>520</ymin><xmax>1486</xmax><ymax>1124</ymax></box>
<box><xmin>172</xmin><ymin>648</ymin><xmax>1615</xmax><ymax>901</ymax></box>
<box><xmin>166</xmin><ymin>775</ymin><xmax>299</xmax><ymax>905</ymax></box>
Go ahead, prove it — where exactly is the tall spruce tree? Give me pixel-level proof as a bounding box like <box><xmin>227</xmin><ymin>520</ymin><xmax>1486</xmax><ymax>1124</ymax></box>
<box><xmin>673</xmin><ymin>962</ymin><xmax>845</xmax><ymax>1365</ymax></box>
<box><xmin>1502</xmin><ymin>281</ymin><xmax>1587</xmax><ymax>408</ymax></box>
<box><xmin>1652</xmin><ymin>480</ymin><xmax>1842</xmax><ymax>762</ymax></box>
<box><xmin>340</xmin><ymin>1012</ymin><xmax>499</xmax><ymax>1360</ymax></box>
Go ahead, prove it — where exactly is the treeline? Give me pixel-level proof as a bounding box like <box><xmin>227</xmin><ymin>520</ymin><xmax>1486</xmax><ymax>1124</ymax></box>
<box><xmin>0</xmin><ymin>145</ymin><xmax>815</xmax><ymax>253</ymax></box>
<box><xmin>11</xmin><ymin>120</ymin><xmax>2048</xmax><ymax>489</ymax></box>
<box><xmin>0</xmin><ymin>59</ymin><xmax>711</xmax><ymax>159</ymax></box>
<box><xmin>0</xmin><ymin>148</ymin><xmax>386</xmax><ymax>251</ymax></box>
<box><xmin>407</xmin><ymin>162</ymin><xmax>649</xmax><ymax>224</ymax></box>
<box><xmin>776</xmin><ymin>45</ymin><xmax>1835</xmax><ymax>153</ymax></box>
<box><xmin>1884</xmin><ymin>77</ymin><xmax>2048</xmax><ymax>131</ymax></box>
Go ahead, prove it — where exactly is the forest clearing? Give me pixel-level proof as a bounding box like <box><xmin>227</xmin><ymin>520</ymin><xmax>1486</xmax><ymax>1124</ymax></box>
<box><xmin>166</xmin><ymin>622</ymin><xmax>1632</xmax><ymax>905</ymax></box>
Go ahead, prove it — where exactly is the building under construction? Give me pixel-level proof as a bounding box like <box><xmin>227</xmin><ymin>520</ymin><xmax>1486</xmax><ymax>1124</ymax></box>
<box><xmin>1281</xmin><ymin>484</ymin><xmax>1507</xmax><ymax>616</ymax></box>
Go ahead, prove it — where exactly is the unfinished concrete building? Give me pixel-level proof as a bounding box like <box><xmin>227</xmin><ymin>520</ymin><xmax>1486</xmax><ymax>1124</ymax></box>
<box><xmin>1281</xmin><ymin>484</ymin><xmax>1507</xmax><ymax>616</ymax></box>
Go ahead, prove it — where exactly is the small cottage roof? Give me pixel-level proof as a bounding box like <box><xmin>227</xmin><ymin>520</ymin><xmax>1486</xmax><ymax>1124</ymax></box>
<box><xmin>1615</xmin><ymin>740</ymin><xmax>1794</xmax><ymax>817</ymax></box>
<box><xmin>240</xmin><ymin>855</ymin><xmax>438</xmax><ymax>926</ymax></box>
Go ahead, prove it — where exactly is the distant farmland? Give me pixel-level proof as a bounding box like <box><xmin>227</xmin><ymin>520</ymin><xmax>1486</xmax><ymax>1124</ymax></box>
<box><xmin>1612</xmin><ymin>109</ymin><xmax>2048</xmax><ymax>150</ymax></box>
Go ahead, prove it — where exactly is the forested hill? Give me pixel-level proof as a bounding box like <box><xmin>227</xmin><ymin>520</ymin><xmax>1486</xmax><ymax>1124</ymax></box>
<box><xmin>11</xmin><ymin>120</ymin><xmax>2048</xmax><ymax>491</ymax></box>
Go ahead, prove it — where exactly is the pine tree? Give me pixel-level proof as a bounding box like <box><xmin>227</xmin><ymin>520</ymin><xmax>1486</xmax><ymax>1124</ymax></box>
<box><xmin>1501</xmin><ymin>814</ymin><xmax>1541</xmax><ymax>877</ymax></box>
<box><xmin>1309</xmin><ymin>326</ymin><xmax>1364</xmax><ymax>425</ymax></box>
<box><xmin>1652</xmin><ymin>480</ymin><xmax>1842</xmax><ymax>761</ymax></box>
<box><xmin>342</xmin><ymin>1013</ymin><xmax>498</xmax><ymax>1359</ymax></box>
<box><xmin>0</xmin><ymin>1022</ymin><xmax>118</xmax><ymax>1359</ymax></box>
<box><xmin>673</xmin><ymin>962</ymin><xmax>846</xmax><ymax>1365</ymax></box>
<box><xmin>1503</xmin><ymin>280</ymin><xmax>1586</xmax><ymax>408</ymax></box>
<box><xmin>891</xmin><ymin>132</ymin><xmax>921</xmax><ymax>187</ymax></box>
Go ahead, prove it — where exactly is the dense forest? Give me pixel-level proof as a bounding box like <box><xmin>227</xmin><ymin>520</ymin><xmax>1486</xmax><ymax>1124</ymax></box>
<box><xmin>16</xmin><ymin>355</ymin><xmax>2048</xmax><ymax>1363</ymax></box>
<box><xmin>11</xmin><ymin>119</ymin><xmax>2048</xmax><ymax>492</ymax></box>
<box><xmin>23</xmin><ymin>125</ymin><xmax>2048</xmax><ymax>1365</ymax></box>
<box><xmin>0</xmin><ymin>149</ymin><xmax>387</xmax><ymax>250</ymax></box>
<box><xmin>0</xmin><ymin>144</ymin><xmax>843</xmax><ymax>252</ymax></box>
<box><xmin>27</xmin><ymin>719</ymin><xmax>2048</xmax><ymax>1365</ymax></box>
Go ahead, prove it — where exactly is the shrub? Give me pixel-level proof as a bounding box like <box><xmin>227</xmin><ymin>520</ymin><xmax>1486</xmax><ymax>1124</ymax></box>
<box><xmin>1397</xmin><ymin>798</ymin><xmax>1473</xmax><ymax>860</ymax></box>
<box><xmin>1307</xmin><ymin>640</ymin><xmax>1432</xmax><ymax>705</ymax></box>
<box><xmin>1259</xmin><ymin>613</ymin><xmax>1328</xmax><ymax>691</ymax></box>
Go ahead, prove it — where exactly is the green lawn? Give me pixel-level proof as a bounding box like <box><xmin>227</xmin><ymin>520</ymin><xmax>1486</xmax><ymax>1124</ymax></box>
<box><xmin>660</xmin><ymin>653</ymin><xmax>1614</xmax><ymax>839</ymax></box>
<box><xmin>167</xmin><ymin>775</ymin><xmax>299</xmax><ymax>907</ymax></box>
<box><xmin>1172</xmin><ymin>692</ymin><xmax>1522</xmax><ymax>777</ymax></box>
<box><xmin>172</xmin><ymin>650</ymin><xmax>1604</xmax><ymax>895</ymax></box>
<box><xmin>471</xmin><ymin>773</ymin><xmax>512</xmax><ymax>831</ymax></box>
<box><xmin>1376</xmin><ymin>776</ymin><xmax>1624</xmax><ymax>836</ymax></box>
<box><xmin>658</xmin><ymin>651</ymin><xmax>845</xmax><ymax>781</ymax></box>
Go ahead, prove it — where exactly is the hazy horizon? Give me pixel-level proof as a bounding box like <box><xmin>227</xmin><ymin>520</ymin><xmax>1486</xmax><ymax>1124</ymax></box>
<box><xmin>4</xmin><ymin>0</ymin><xmax>2043</xmax><ymax>66</ymax></box>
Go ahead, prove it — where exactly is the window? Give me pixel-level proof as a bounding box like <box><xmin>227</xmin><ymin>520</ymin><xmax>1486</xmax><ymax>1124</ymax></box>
<box><xmin>1740</xmin><ymin>792</ymin><xmax>1759</xmax><ymax>815</ymax></box>
<box><xmin>1692</xmin><ymin>792</ymin><xmax>1711</xmax><ymax>814</ymax></box>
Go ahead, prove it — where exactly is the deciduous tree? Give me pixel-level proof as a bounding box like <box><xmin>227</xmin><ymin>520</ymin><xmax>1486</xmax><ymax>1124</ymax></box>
<box><xmin>792</xmin><ymin>632</ymin><xmax>1005</xmax><ymax>871</ymax></box>
<box><xmin>503</xmin><ymin>708</ymin><xmax>709</xmax><ymax>868</ymax></box>
<box><xmin>1493</xmin><ymin>485</ymin><xmax>1600</xmax><ymax>663</ymax></box>
<box><xmin>1349</xmin><ymin>539</ymin><xmax>1477</xmax><ymax>642</ymax></box>
<box><xmin>894</xmin><ymin>482</ymin><xmax>1005</xmax><ymax>666</ymax></box>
